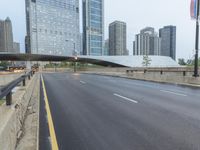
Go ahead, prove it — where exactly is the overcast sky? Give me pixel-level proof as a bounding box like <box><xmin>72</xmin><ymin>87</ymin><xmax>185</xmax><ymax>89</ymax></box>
<box><xmin>0</xmin><ymin>0</ymin><xmax>196</xmax><ymax>60</ymax></box>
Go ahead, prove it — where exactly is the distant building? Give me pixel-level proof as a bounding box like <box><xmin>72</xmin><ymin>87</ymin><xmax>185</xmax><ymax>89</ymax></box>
<box><xmin>159</xmin><ymin>26</ymin><xmax>176</xmax><ymax>60</ymax></box>
<box><xmin>25</xmin><ymin>0</ymin><xmax>80</xmax><ymax>55</ymax></box>
<box><xmin>109</xmin><ymin>21</ymin><xmax>127</xmax><ymax>56</ymax></box>
<box><xmin>133</xmin><ymin>27</ymin><xmax>161</xmax><ymax>56</ymax></box>
<box><xmin>0</xmin><ymin>17</ymin><xmax>14</xmax><ymax>53</ymax></box>
<box><xmin>80</xmin><ymin>33</ymin><xmax>83</xmax><ymax>55</ymax></box>
<box><xmin>25</xmin><ymin>35</ymin><xmax>29</xmax><ymax>53</ymax></box>
<box><xmin>82</xmin><ymin>0</ymin><xmax>104</xmax><ymax>56</ymax></box>
<box><xmin>125</xmin><ymin>49</ymin><xmax>129</xmax><ymax>55</ymax></box>
<box><xmin>104</xmin><ymin>39</ymin><xmax>109</xmax><ymax>55</ymax></box>
<box><xmin>13</xmin><ymin>42</ymin><xmax>20</xmax><ymax>53</ymax></box>
<box><xmin>133</xmin><ymin>41</ymin><xmax>136</xmax><ymax>55</ymax></box>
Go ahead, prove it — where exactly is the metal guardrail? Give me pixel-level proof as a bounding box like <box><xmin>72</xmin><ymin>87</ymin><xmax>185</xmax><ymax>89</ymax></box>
<box><xmin>0</xmin><ymin>70</ymin><xmax>35</xmax><ymax>106</ymax></box>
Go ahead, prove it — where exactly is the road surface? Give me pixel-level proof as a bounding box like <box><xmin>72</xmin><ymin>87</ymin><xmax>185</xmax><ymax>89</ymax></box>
<box><xmin>40</xmin><ymin>72</ymin><xmax>200</xmax><ymax>150</ymax></box>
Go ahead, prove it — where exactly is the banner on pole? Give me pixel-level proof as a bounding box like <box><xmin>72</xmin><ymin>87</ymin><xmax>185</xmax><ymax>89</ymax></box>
<box><xmin>191</xmin><ymin>0</ymin><xmax>198</xmax><ymax>19</ymax></box>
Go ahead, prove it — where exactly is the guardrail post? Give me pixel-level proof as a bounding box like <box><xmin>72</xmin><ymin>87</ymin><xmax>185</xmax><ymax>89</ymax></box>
<box><xmin>160</xmin><ymin>70</ymin><xmax>163</xmax><ymax>75</ymax></box>
<box><xmin>28</xmin><ymin>75</ymin><xmax>31</xmax><ymax>80</ymax></box>
<box><xmin>6</xmin><ymin>92</ymin><xmax>12</xmax><ymax>106</ymax></box>
<box><xmin>183</xmin><ymin>71</ymin><xmax>186</xmax><ymax>76</ymax></box>
<box><xmin>23</xmin><ymin>78</ymin><xmax>26</xmax><ymax>86</ymax></box>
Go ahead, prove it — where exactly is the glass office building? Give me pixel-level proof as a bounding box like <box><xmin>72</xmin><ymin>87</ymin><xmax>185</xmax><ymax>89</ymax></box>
<box><xmin>109</xmin><ymin>21</ymin><xmax>127</xmax><ymax>56</ymax></box>
<box><xmin>25</xmin><ymin>0</ymin><xmax>80</xmax><ymax>55</ymax></box>
<box><xmin>159</xmin><ymin>26</ymin><xmax>176</xmax><ymax>60</ymax></box>
<box><xmin>0</xmin><ymin>17</ymin><xmax>14</xmax><ymax>53</ymax></box>
<box><xmin>82</xmin><ymin>0</ymin><xmax>104</xmax><ymax>56</ymax></box>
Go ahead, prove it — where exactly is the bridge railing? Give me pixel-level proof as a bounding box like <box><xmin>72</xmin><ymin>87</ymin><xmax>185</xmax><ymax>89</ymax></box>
<box><xmin>0</xmin><ymin>70</ymin><xmax>35</xmax><ymax>106</ymax></box>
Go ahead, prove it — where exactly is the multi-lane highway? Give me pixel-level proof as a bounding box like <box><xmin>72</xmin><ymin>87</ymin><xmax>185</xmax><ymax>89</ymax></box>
<box><xmin>40</xmin><ymin>72</ymin><xmax>200</xmax><ymax>150</ymax></box>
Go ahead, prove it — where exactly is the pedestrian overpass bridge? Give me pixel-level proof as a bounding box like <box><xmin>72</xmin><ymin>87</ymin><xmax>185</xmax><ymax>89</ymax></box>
<box><xmin>0</xmin><ymin>53</ymin><xmax>179</xmax><ymax>68</ymax></box>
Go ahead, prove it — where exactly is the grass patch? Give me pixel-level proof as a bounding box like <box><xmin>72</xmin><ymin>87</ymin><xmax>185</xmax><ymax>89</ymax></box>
<box><xmin>0</xmin><ymin>99</ymin><xmax>5</xmax><ymax>106</ymax></box>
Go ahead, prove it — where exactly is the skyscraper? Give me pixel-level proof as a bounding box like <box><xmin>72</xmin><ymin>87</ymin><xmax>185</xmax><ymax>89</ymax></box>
<box><xmin>159</xmin><ymin>26</ymin><xmax>176</xmax><ymax>60</ymax></box>
<box><xmin>13</xmin><ymin>42</ymin><xmax>20</xmax><ymax>53</ymax></box>
<box><xmin>0</xmin><ymin>17</ymin><xmax>14</xmax><ymax>53</ymax></box>
<box><xmin>25</xmin><ymin>0</ymin><xmax>80</xmax><ymax>55</ymax></box>
<box><xmin>109</xmin><ymin>21</ymin><xmax>127</xmax><ymax>56</ymax></box>
<box><xmin>104</xmin><ymin>39</ymin><xmax>109</xmax><ymax>55</ymax></box>
<box><xmin>82</xmin><ymin>0</ymin><xmax>104</xmax><ymax>56</ymax></box>
<box><xmin>133</xmin><ymin>27</ymin><xmax>161</xmax><ymax>56</ymax></box>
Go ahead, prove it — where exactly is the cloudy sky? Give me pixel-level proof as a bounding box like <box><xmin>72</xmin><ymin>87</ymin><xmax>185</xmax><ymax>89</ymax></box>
<box><xmin>0</xmin><ymin>0</ymin><xmax>196</xmax><ymax>60</ymax></box>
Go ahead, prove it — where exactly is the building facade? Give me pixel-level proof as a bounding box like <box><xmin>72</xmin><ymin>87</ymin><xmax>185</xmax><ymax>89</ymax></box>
<box><xmin>13</xmin><ymin>42</ymin><xmax>20</xmax><ymax>53</ymax></box>
<box><xmin>159</xmin><ymin>26</ymin><xmax>176</xmax><ymax>60</ymax></box>
<box><xmin>103</xmin><ymin>39</ymin><xmax>109</xmax><ymax>55</ymax></box>
<box><xmin>25</xmin><ymin>0</ymin><xmax>80</xmax><ymax>55</ymax></box>
<box><xmin>82</xmin><ymin>0</ymin><xmax>104</xmax><ymax>56</ymax></box>
<box><xmin>0</xmin><ymin>17</ymin><xmax>14</xmax><ymax>53</ymax></box>
<box><xmin>133</xmin><ymin>27</ymin><xmax>161</xmax><ymax>56</ymax></box>
<box><xmin>109</xmin><ymin>21</ymin><xmax>127</xmax><ymax>56</ymax></box>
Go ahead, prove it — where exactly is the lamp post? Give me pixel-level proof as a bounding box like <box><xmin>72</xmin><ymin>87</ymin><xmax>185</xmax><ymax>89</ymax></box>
<box><xmin>194</xmin><ymin>0</ymin><xmax>200</xmax><ymax>77</ymax></box>
<box><xmin>74</xmin><ymin>55</ymin><xmax>78</xmax><ymax>72</ymax></box>
<box><xmin>65</xmin><ymin>40</ymin><xmax>77</xmax><ymax>72</ymax></box>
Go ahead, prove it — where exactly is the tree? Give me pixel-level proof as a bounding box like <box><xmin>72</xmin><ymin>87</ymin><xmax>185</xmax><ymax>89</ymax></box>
<box><xmin>0</xmin><ymin>61</ymin><xmax>10</xmax><ymax>70</ymax></box>
<box><xmin>186</xmin><ymin>59</ymin><xmax>194</xmax><ymax>66</ymax></box>
<box><xmin>178</xmin><ymin>58</ymin><xmax>187</xmax><ymax>66</ymax></box>
<box><xmin>185</xmin><ymin>58</ymin><xmax>200</xmax><ymax>66</ymax></box>
<box><xmin>142</xmin><ymin>55</ymin><xmax>152</xmax><ymax>68</ymax></box>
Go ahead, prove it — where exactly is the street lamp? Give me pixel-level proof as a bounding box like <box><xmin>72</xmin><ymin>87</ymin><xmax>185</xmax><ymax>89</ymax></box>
<box><xmin>194</xmin><ymin>0</ymin><xmax>200</xmax><ymax>77</ymax></box>
<box><xmin>65</xmin><ymin>39</ymin><xmax>77</xmax><ymax>55</ymax></box>
<box><xmin>65</xmin><ymin>40</ymin><xmax>78</xmax><ymax>72</ymax></box>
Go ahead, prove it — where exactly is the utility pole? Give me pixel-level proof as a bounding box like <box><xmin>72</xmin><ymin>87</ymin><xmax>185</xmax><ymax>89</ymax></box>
<box><xmin>194</xmin><ymin>0</ymin><xmax>200</xmax><ymax>77</ymax></box>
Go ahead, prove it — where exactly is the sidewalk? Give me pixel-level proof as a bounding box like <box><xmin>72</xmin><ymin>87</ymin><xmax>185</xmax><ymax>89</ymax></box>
<box><xmin>0</xmin><ymin>74</ymin><xmax>39</xmax><ymax>150</ymax></box>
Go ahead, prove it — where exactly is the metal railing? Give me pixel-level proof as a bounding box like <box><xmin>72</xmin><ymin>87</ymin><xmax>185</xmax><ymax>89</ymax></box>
<box><xmin>0</xmin><ymin>70</ymin><xmax>35</xmax><ymax>106</ymax></box>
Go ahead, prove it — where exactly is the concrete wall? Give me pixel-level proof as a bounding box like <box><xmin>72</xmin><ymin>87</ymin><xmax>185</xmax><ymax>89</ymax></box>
<box><xmin>79</xmin><ymin>67</ymin><xmax>200</xmax><ymax>86</ymax></box>
<box><xmin>126</xmin><ymin>72</ymin><xmax>200</xmax><ymax>85</ymax></box>
<box><xmin>0</xmin><ymin>74</ymin><xmax>39</xmax><ymax>150</ymax></box>
<box><xmin>42</xmin><ymin>68</ymin><xmax>72</xmax><ymax>72</ymax></box>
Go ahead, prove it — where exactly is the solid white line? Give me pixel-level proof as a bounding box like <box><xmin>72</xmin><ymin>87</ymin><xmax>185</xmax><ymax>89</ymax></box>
<box><xmin>160</xmin><ymin>90</ymin><xmax>187</xmax><ymax>97</ymax></box>
<box><xmin>113</xmin><ymin>93</ymin><xmax>138</xmax><ymax>104</ymax></box>
<box><xmin>80</xmin><ymin>81</ymin><xmax>86</xmax><ymax>84</ymax></box>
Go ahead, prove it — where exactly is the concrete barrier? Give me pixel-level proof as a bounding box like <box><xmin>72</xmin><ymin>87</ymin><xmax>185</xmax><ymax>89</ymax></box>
<box><xmin>126</xmin><ymin>72</ymin><xmax>200</xmax><ymax>85</ymax></box>
<box><xmin>42</xmin><ymin>67</ymin><xmax>72</xmax><ymax>72</ymax></box>
<box><xmin>0</xmin><ymin>74</ymin><xmax>39</xmax><ymax>150</ymax></box>
<box><xmin>79</xmin><ymin>67</ymin><xmax>200</xmax><ymax>86</ymax></box>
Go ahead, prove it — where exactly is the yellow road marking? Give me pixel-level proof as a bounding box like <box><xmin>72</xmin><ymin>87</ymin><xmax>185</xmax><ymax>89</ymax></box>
<box><xmin>41</xmin><ymin>75</ymin><xmax>59</xmax><ymax>150</ymax></box>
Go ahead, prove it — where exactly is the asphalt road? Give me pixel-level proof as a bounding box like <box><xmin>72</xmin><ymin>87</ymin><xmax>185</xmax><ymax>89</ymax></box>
<box><xmin>40</xmin><ymin>72</ymin><xmax>200</xmax><ymax>150</ymax></box>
